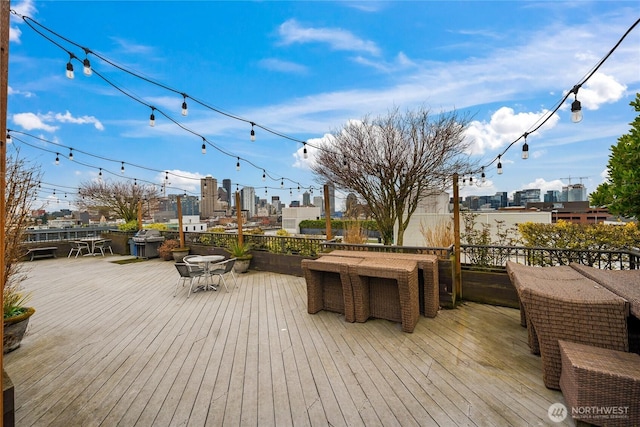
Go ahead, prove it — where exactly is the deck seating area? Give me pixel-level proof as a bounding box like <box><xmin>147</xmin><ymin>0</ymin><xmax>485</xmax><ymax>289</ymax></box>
<box><xmin>5</xmin><ymin>256</ymin><xmax>570</xmax><ymax>426</ymax></box>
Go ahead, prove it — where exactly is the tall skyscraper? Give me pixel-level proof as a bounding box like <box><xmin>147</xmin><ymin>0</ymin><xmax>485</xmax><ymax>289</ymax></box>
<box><xmin>200</xmin><ymin>176</ymin><xmax>218</xmax><ymax>219</ymax></box>
<box><xmin>562</xmin><ymin>184</ymin><xmax>587</xmax><ymax>202</ymax></box>
<box><xmin>302</xmin><ymin>191</ymin><xmax>311</xmax><ymax>206</ymax></box>
<box><xmin>240</xmin><ymin>186</ymin><xmax>256</xmax><ymax>218</ymax></box>
<box><xmin>222</xmin><ymin>179</ymin><xmax>231</xmax><ymax>205</ymax></box>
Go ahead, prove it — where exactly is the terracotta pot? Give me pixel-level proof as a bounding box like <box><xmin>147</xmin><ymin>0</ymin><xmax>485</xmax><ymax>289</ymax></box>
<box><xmin>4</xmin><ymin>307</ymin><xmax>36</xmax><ymax>354</ymax></box>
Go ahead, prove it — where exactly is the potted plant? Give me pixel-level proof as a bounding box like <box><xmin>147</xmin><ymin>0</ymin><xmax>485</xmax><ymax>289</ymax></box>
<box><xmin>158</xmin><ymin>239</ymin><xmax>180</xmax><ymax>261</ymax></box>
<box><xmin>171</xmin><ymin>246</ymin><xmax>190</xmax><ymax>262</ymax></box>
<box><xmin>3</xmin><ymin>285</ymin><xmax>35</xmax><ymax>353</ymax></box>
<box><xmin>227</xmin><ymin>240</ymin><xmax>253</xmax><ymax>273</ymax></box>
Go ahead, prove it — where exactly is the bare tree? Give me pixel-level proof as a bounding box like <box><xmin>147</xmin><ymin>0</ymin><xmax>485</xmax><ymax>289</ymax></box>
<box><xmin>4</xmin><ymin>153</ymin><xmax>42</xmax><ymax>292</ymax></box>
<box><xmin>76</xmin><ymin>180</ymin><xmax>160</xmax><ymax>223</ymax></box>
<box><xmin>312</xmin><ymin>107</ymin><xmax>473</xmax><ymax>245</ymax></box>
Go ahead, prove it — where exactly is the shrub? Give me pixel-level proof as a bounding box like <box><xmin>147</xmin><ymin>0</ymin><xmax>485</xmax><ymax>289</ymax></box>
<box><xmin>158</xmin><ymin>239</ymin><xmax>180</xmax><ymax>260</ymax></box>
<box><xmin>118</xmin><ymin>220</ymin><xmax>139</xmax><ymax>232</ymax></box>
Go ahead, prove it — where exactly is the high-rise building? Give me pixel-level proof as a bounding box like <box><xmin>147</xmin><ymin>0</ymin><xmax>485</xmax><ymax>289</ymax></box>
<box><xmin>240</xmin><ymin>186</ymin><xmax>256</xmax><ymax>218</ymax></box>
<box><xmin>513</xmin><ymin>189</ymin><xmax>540</xmax><ymax>206</ymax></box>
<box><xmin>302</xmin><ymin>191</ymin><xmax>311</xmax><ymax>207</ymax></box>
<box><xmin>562</xmin><ymin>184</ymin><xmax>587</xmax><ymax>202</ymax></box>
<box><xmin>222</xmin><ymin>179</ymin><xmax>232</xmax><ymax>206</ymax></box>
<box><xmin>544</xmin><ymin>190</ymin><xmax>561</xmax><ymax>203</ymax></box>
<box><xmin>200</xmin><ymin>176</ymin><xmax>218</xmax><ymax>219</ymax></box>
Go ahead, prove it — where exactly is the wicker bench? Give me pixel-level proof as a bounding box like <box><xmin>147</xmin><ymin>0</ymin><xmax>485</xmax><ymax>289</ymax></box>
<box><xmin>25</xmin><ymin>246</ymin><xmax>58</xmax><ymax>261</ymax></box>
<box><xmin>559</xmin><ymin>340</ymin><xmax>640</xmax><ymax>427</ymax></box>
<box><xmin>349</xmin><ymin>258</ymin><xmax>420</xmax><ymax>333</ymax></box>
<box><xmin>301</xmin><ymin>256</ymin><xmax>364</xmax><ymax>322</ymax></box>
<box><xmin>506</xmin><ymin>262</ymin><xmax>629</xmax><ymax>390</ymax></box>
<box><xmin>328</xmin><ymin>250</ymin><xmax>439</xmax><ymax>318</ymax></box>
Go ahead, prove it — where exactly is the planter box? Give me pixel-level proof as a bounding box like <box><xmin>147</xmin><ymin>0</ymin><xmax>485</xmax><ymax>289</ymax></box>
<box><xmin>461</xmin><ymin>266</ymin><xmax>518</xmax><ymax>308</ymax></box>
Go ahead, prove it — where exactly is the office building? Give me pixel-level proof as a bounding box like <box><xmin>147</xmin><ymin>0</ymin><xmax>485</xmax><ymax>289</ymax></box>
<box><xmin>200</xmin><ymin>176</ymin><xmax>218</xmax><ymax>219</ymax></box>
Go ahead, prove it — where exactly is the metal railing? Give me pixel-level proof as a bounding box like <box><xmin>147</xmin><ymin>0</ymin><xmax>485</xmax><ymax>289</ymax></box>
<box><xmin>460</xmin><ymin>244</ymin><xmax>640</xmax><ymax>270</ymax></box>
<box><xmin>24</xmin><ymin>226</ymin><xmax>118</xmax><ymax>243</ymax></box>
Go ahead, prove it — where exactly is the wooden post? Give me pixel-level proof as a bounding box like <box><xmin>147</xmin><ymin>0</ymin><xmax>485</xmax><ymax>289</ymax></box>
<box><xmin>453</xmin><ymin>173</ymin><xmax>462</xmax><ymax>300</ymax></box>
<box><xmin>235</xmin><ymin>191</ymin><xmax>243</xmax><ymax>246</ymax></box>
<box><xmin>137</xmin><ymin>200</ymin><xmax>142</xmax><ymax>231</ymax></box>
<box><xmin>176</xmin><ymin>195</ymin><xmax>185</xmax><ymax>248</ymax></box>
<box><xmin>323</xmin><ymin>184</ymin><xmax>332</xmax><ymax>240</ymax></box>
<box><xmin>1</xmin><ymin>0</ymin><xmax>11</xmax><ymax>418</ymax></box>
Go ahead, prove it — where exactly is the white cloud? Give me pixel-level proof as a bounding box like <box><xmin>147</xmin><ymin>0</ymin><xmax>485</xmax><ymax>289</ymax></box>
<box><xmin>155</xmin><ymin>170</ymin><xmax>205</xmax><ymax>194</ymax></box>
<box><xmin>9</xmin><ymin>0</ymin><xmax>37</xmax><ymax>43</ymax></box>
<box><xmin>258</xmin><ymin>58</ymin><xmax>308</xmax><ymax>74</ymax></box>
<box><xmin>7</xmin><ymin>86</ymin><xmax>34</xmax><ymax>98</ymax></box>
<box><xmin>573</xmin><ymin>72</ymin><xmax>627</xmax><ymax>110</ymax></box>
<box><xmin>278</xmin><ymin>19</ymin><xmax>381</xmax><ymax>56</ymax></box>
<box><xmin>352</xmin><ymin>51</ymin><xmax>416</xmax><ymax>72</ymax></box>
<box><xmin>463</xmin><ymin>107</ymin><xmax>560</xmax><ymax>155</ymax></box>
<box><xmin>55</xmin><ymin>111</ymin><xmax>105</xmax><ymax>131</ymax></box>
<box><xmin>12</xmin><ymin>112</ymin><xmax>58</xmax><ymax>132</ymax></box>
<box><xmin>523</xmin><ymin>178</ymin><xmax>565</xmax><ymax>194</ymax></box>
<box><xmin>12</xmin><ymin>110</ymin><xmax>104</xmax><ymax>132</ymax></box>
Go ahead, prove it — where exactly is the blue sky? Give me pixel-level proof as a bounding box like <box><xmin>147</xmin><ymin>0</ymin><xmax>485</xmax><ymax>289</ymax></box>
<box><xmin>6</xmin><ymin>0</ymin><xmax>640</xmax><ymax>211</ymax></box>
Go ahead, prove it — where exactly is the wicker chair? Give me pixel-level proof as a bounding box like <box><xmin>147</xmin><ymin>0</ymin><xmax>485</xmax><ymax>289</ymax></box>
<box><xmin>559</xmin><ymin>340</ymin><xmax>640</xmax><ymax>427</ymax></box>
<box><xmin>349</xmin><ymin>258</ymin><xmax>420</xmax><ymax>333</ymax></box>
<box><xmin>301</xmin><ymin>256</ymin><xmax>363</xmax><ymax>322</ymax></box>
<box><xmin>508</xmin><ymin>262</ymin><xmax>629</xmax><ymax>389</ymax></box>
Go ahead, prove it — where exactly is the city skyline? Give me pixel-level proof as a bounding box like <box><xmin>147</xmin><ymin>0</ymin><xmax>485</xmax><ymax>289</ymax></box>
<box><xmin>5</xmin><ymin>1</ymin><xmax>640</xmax><ymax>211</ymax></box>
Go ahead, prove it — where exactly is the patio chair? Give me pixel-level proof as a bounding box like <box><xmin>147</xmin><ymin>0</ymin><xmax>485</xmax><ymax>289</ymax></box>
<box><xmin>93</xmin><ymin>239</ymin><xmax>113</xmax><ymax>256</ymax></box>
<box><xmin>68</xmin><ymin>241</ymin><xmax>90</xmax><ymax>258</ymax></box>
<box><xmin>208</xmin><ymin>258</ymin><xmax>237</xmax><ymax>292</ymax></box>
<box><xmin>174</xmin><ymin>262</ymin><xmax>206</xmax><ymax>297</ymax></box>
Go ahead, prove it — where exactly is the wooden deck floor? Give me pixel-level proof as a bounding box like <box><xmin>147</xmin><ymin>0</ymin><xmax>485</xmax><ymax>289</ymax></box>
<box><xmin>5</xmin><ymin>256</ymin><xmax>573</xmax><ymax>426</ymax></box>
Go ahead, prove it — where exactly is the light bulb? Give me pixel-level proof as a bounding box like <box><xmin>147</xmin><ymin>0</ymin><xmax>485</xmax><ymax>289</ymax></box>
<box><xmin>571</xmin><ymin>99</ymin><xmax>583</xmax><ymax>123</ymax></box>
<box><xmin>250</xmin><ymin>124</ymin><xmax>256</xmax><ymax>142</ymax></box>
<box><xmin>236</xmin><ymin>158</ymin><xmax>240</xmax><ymax>171</ymax></box>
<box><xmin>522</xmin><ymin>142</ymin><xmax>529</xmax><ymax>160</ymax></box>
<box><xmin>5</xmin><ymin>133</ymin><xmax>11</xmax><ymax>143</ymax></box>
<box><xmin>481</xmin><ymin>168</ymin><xmax>486</xmax><ymax>183</ymax></box>
<box><xmin>281</xmin><ymin>179</ymin><xmax>284</xmax><ymax>189</ymax></box>
<box><xmin>182</xmin><ymin>99</ymin><xmax>188</xmax><ymax>116</ymax></box>
<box><xmin>303</xmin><ymin>145</ymin><xmax>308</xmax><ymax>159</ymax></box>
<box><xmin>497</xmin><ymin>157</ymin><xmax>503</xmax><ymax>175</ymax></box>
<box><xmin>55</xmin><ymin>153</ymin><xmax>60</xmax><ymax>165</ymax></box>
<box><xmin>262</xmin><ymin>171</ymin><xmax>266</xmax><ymax>181</ymax></box>
<box><xmin>69</xmin><ymin>149</ymin><xmax>74</xmax><ymax>161</ymax></box>
<box><xmin>66</xmin><ymin>61</ymin><xmax>74</xmax><ymax>79</ymax></box>
<box><xmin>201</xmin><ymin>143</ymin><xmax>206</xmax><ymax>154</ymax></box>
<box><xmin>121</xmin><ymin>162</ymin><xmax>125</xmax><ymax>173</ymax></box>
<box><xmin>149</xmin><ymin>110</ymin><xmax>156</xmax><ymax>127</ymax></box>
<box><xmin>83</xmin><ymin>58</ymin><xmax>92</xmax><ymax>76</ymax></box>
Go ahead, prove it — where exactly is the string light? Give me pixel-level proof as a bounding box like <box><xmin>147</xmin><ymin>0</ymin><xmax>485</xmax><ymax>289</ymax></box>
<box><xmin>121</xmin><ymin>161</ymin><xmax>125</xmax><ymax>173</ymax></box>
<box><xmin>250</xmin><ymin>122</ymin><xmax>256</xmax><ymax>142</ymax></box>
<box><xmin>55</xmin><ymin>153</ymin><xmax>59</xmax><ymax>165</ymax></box>
<box><xmin>497</xmin><ymin>155</ymin><xmax>503</xmax><ymax>175</ymax></box>
<box><xmin>570</xmin><ymin>85</ymin><xmax>583</xmax><ymax>123</ymax></box>
<box><xmin>5</xmin><ymin>133</ymin><xmax>11</xmax><ymax>143</ymax></box>
<box><xmin>98</xmin><ymin>168</ymin><xmax>103</xmax><ymax>179</ymax></box>
<box><xmin>262</xmin><ymin>170</ymin><xmax>266</xmax><ymax>181</ymax></box>
<box><xmin>68</xmin><ymin>148</ymin><xmax>74</xmax><ymax>161</ymax></box>
<box><xmin>149</xmin><ymin>107</ymin><xmax>156</xmax><ymax>127</ymax></box>
<box><xmin>181</xmin><ymin>94</ymin><xmax>188</xmax><ymax>116</ymax></box>
<box><xmin>481</xmin><ymin>167</ymin><xmax>486</xmax><ymax>183</ymax></box>
<box><xmin>280</xmin><ymin>178</ymin><xmax>284</xmax><ymax>189</ymax></box>
<box><xmin>468</xmin><ymin>176</ymin><xmax>473</xmax><ymax>186</ymax></box>
<box><xmin>522</xmin><ymin>133</ymin><xmax>529</xmax><ymax>160</ymax></box>
<box><xmin>201</xmin><ymin>139</ymin><xmax>206</xmax><ymax>154</ymax></box>
<box><xmin>83</xmin><ymin>56</ymin><xmax>92</xmax><ymax>76</ymax></box>
<box><xmin>236</xmin><ymin>157</ymin><xmax>240</xmax><ymax>171</ymax></box>
<box><xmin>303</xmin><ymin>143</ymin><xmax>308</xmax><ymax>159</ymax></box>
<box><xmin>65</xmin><ymin>53</ymin><xmax>74</xmax><ymax>79</ymax></box>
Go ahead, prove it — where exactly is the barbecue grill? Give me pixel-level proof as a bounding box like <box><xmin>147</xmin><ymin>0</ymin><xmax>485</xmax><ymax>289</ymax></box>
<box><xmin>132</xmin><ymin>229</ymin><xmax>165</xmax><ymax>258</ymax></box>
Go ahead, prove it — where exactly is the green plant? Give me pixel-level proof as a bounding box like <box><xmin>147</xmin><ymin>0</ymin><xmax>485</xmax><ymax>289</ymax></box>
<box><xmin>276</xmin><ymin>229</ymin><xmax>291</xmax><ymax>237</ymax></box>
<box><xmin>118</xmin><ymin>220</ymin><xmax>139</xmax><ymax>232</ymax></box>
<box><xmin>4</xmin><ymin>284</ymin><xmax>31</xmax><ymax>320</ymax></box>
<box><xmin>158</xmin><ymin>239</ymin><xmax>180</xmax><ymax>260</ymax></box>
<box><xmin>227</xmin><ymin>240</ymin><xmax>253</xmax><ymax>258</ymax></box>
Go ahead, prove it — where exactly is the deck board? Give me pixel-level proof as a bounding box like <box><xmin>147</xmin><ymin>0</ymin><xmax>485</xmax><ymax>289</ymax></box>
<box><xmin>4</xmin><ymin>256</ymin><xmax>574</xmax><ymax>426</ymax></box>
